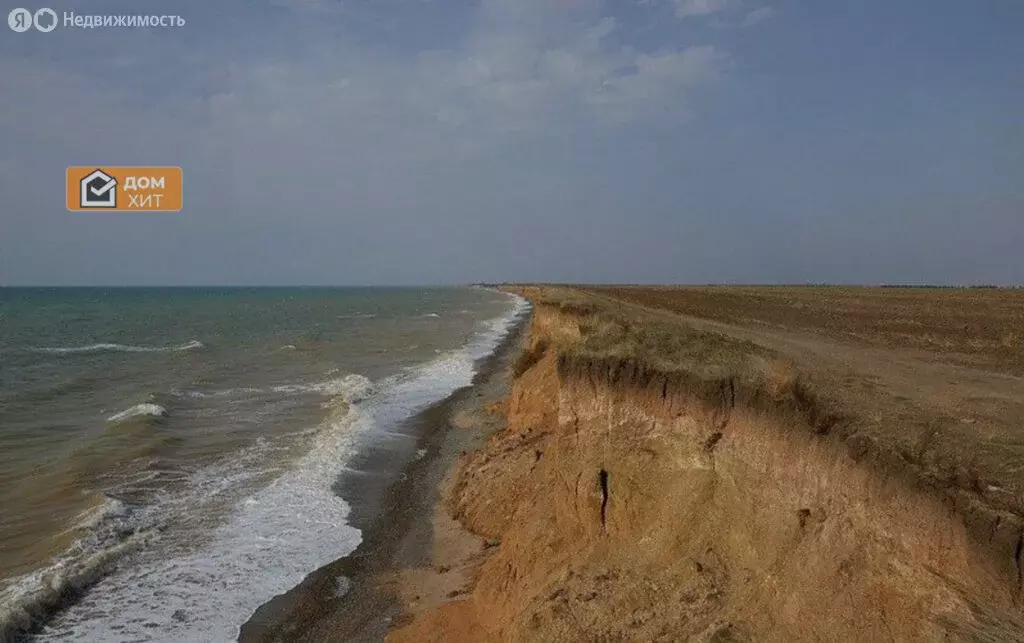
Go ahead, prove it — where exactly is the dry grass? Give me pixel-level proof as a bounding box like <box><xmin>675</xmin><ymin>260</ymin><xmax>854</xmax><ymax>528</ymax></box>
<box><xmin>472</xmin><ymin>285</ymin><xmax>1024</xmax><ymax>642</ymax></box>
<box><xmin>531</xmin><ymin>287</ymin><xmax>772</xmax><ymax>380</ymax></box>
<box><xmin>579</xmin><ymin>285</ymin><xmax>1024</xmax><ymax>375</ymax></box>
<box><xmin>509</xmin><ymin>284</ymin><xmax>1024</xmax><ymax>521</ymax></box>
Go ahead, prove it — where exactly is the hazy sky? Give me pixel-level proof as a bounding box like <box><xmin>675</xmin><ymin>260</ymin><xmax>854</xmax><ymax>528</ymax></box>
<box><xmin>0</xmin><ymin>0</ymin><xmax>1021</xmax><ymax>285</ymax></box>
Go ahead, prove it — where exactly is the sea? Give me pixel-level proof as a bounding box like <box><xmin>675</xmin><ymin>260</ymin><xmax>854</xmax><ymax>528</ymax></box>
<box><xmin>0</xmin><ymin>286</ymin><xmax>528</xmax><ymax>642</ymax></box>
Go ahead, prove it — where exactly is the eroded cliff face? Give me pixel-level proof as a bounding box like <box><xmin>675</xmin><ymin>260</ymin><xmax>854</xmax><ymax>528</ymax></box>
<box><xmin>398</xmin><ymin>301</ymin><xmax>1023</xmax><ymax>642</ymax></box>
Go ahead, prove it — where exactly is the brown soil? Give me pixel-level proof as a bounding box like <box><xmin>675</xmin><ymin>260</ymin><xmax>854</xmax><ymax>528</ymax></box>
<box><xmin>582</xmin><ymin>285</ymin><xmax>1024</xmax><ymax>375</ymax></box>
<box><xmin>387</xmin><ymin>285</ymin><xmax>1024</xmax><ymax>642</ymax></box>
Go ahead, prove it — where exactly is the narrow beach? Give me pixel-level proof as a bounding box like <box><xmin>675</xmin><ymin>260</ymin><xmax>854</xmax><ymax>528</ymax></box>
<box><xmin>239</xmin><ymin>305</ymin><xmax>530</xmax><ymax>642</ymax></box>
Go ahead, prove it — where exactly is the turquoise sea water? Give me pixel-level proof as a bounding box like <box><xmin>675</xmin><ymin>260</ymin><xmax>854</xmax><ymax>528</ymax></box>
<box><xmin>0</xmin><ymin>286</ymin><xmax>526</xmax><ymax>641</ymax></box>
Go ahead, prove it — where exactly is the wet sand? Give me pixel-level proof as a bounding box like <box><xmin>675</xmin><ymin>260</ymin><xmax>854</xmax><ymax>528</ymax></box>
<box><xmin>238</xmin><ymin>314</ymin><xmax>528</xmax><ymax>642</ymax></box>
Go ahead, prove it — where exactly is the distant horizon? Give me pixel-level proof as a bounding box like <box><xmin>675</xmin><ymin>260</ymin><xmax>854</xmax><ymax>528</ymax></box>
<box><xmin>2</xmin><ymin>1</ymin><xmax>1021</xmax><ymax>286</ymax></box>
<box><xmin>2</xmin><ymin>282</ymin><xmax>1021</xmax><ymax>289</ymax></box>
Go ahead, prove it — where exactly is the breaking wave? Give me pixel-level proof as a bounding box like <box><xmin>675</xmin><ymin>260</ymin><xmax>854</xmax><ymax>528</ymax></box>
<box><xmin>106</xmin><ymin>403</ymin><xmax>169</xmax><ymax>424</ymax></box>
<box><xmin>0</xmin><ymin>496</ymin><xmax>157</xmax><ymax>642</ymax></box>
<box><xmin>182</xmin><ymin>375</ymin><xmax>376</xmax><ymax>402</ymax></box>
<box><xmin>32</xmin><ymin>340</ymin><xmax>204</xmax><ymax>355</ymax></box>
<box><xmin>178</xmin><ymin>387</ymin><xmax>262</xmax><ymax>400</ymax></box>
<box><xmin>30</xmin><ymin>391</ymin><xmax>374</xmax><ymax>642</ymax></box>
<box><xmin>270</xmin><ymin>373</ymin><xmax>376</xmax><ymax>400</ymax></box>
<box><xmin>3</xmin><ymin>292</ymin><xmax>531</xmax><ymax>641</ymax></box>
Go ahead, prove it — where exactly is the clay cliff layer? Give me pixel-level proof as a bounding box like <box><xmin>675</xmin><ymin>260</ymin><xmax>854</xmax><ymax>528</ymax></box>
<box><xmin>391</xmin><ymin>287</ymin><xmax>1024</xmax><ymax>642</ymax></box>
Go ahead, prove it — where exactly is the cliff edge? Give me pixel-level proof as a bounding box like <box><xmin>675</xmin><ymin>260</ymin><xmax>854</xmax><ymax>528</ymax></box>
<box><xmin>389</xmin><ymin>285</ymin><xmax>1024</xmax><ymax>642</ymax></box>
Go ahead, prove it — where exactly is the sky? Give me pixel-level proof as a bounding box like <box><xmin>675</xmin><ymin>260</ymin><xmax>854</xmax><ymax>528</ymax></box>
<box><xmin>0</xmin><ymin>0</ymin><xmax>1021</xmax><ymax>285</ymax></box>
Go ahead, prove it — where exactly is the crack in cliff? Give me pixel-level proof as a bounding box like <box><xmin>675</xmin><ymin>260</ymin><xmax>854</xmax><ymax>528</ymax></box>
<box><xmin>453</xmin><ymin>289</ymin><xmax>1024</xmax><ymax>642</ymax></box>
<box><xmin>704</xmin><ymin>432</ymin><xmax>723</xmax><ymax>453</ymax></box>
<box><xmin>990</xmin><ymin>515</ymin><xmax>1002</xmax><ymax>544</ymax></box>
<box><xmin>599</xmin><ymin>469</ymin><xmax>609</xmax><ymax>531</ymax></box>
<box><xmin>1015</xmin><ymin>531</ymin><xmax>1023</xmax><ymax>591</ymax></box>
<box><xmin>716</xmin><ymin>377</ymin><xmax>736</xmax><ymax>433</ymax></box>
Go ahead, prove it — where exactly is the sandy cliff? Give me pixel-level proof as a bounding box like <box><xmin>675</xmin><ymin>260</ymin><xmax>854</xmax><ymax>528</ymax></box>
<box><xmin>391</xmin><ymin>287</ymin><xmax>1024</xmax><ymax>642</ymax></box>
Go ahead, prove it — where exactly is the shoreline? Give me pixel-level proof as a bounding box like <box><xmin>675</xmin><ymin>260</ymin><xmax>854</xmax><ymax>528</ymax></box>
<box><xmin>380</xmin><ymin>285</ymin><xmax>1024</xmax><ymax>640</ymax></box>
<box><xmin>238</xmin><ymin>306</ymin><xmax>530</xmax><ymax>642</ymax></box>
<box><xmin>0</xmin><ymin>287</ymin><xmax>523</xmax><ymax>643</ymax></box>
<box><xmin>243</xmin><ymin>283</ymin><xmax>1024</xmax><ymax>641</ymax></box>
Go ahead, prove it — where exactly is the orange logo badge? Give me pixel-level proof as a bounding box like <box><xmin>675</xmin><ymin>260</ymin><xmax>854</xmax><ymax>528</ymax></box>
<box><xmin>66</xmin><ymin>167</ymin><xmax>182</xmax><ymax>211</ymax></box>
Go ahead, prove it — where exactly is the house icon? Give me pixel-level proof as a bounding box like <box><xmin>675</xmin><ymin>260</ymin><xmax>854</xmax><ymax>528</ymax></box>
<box><xmin>80</xmin><ymin>169</ymin><xmax>117</xmax><ymax>208</ymax></box>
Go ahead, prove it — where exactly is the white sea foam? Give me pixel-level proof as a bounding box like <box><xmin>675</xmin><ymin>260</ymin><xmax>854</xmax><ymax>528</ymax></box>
<box><xmin>333</xmin><ymin>576</ymin><xmax>352</xmax><ymax>599</ymax></box>
<box><xmin>23</xmin><ymin>293</ymin><xmax>531</xmax><ymax>643</ymax></box>
<box><xmin>271</xmin><ymin>373</ymin><xmax>376</xmax><ymax>400</ymax></box>
<box><xmin>33</xmin><ymin>340</ymin><xmax>204</xmax><ymax>355</ymax></box>
<box><xmin>180</xmin><ymin>387</ymin><xmax>263</xmax><ymax>400</ymax></box>
<box><xmin>106</xmin><ymin>403</ymin><xmax>169</xmax><ymax>424</ymax></box>
<box><xmin>70</xmin><ymin>496</ymin><xmax>130</xmax><ymax>533</ymax></box>
<box><xmin>35</xmin><ymin>399</ymin><xmax>370</xmax><ymax>642</ymax></box>
<box><xmin>0</xmin><ymin>496</ymin><xmax>158</xmax><ymax>642</ymax></box>
<box><xmin>182</xmin><ymin>375</ymin><xmax>375</xmax><ymax>402</ymax></box>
